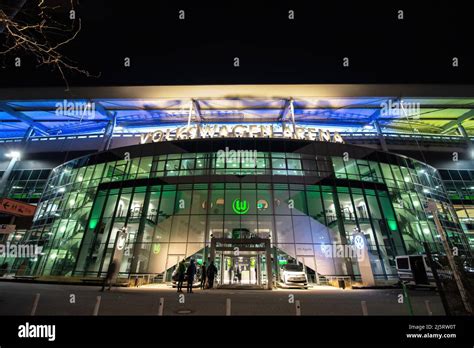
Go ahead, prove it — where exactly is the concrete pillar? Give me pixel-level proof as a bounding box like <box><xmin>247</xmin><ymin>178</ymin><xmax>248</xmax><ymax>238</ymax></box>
<box><xmin>130</xmin><ymin>189</ymin><xmax>152</xmax><ymax>273</ymax></box>
<box><xmin>209</xmin><ymin>239</ymin><xmax>216</xmax><ymax>263</ymax></box>
<box><xmin>220</xmin><ymin>253</ymin><xmax>224</xmax><ymax>286</ymax></box>
<box><xmin>265</xmin><ymin>240</ymin><xmax>273</xmax><ymax>290</ymax></box>
<box><xmin>257</xmin><ymin>254</ymin><xmax>261</xmax><ymax>286</ymax></box>
<box><xmin>355</xmin><ymin>233</ymin><xmax>375</xmax><ymax>286</ymax></box>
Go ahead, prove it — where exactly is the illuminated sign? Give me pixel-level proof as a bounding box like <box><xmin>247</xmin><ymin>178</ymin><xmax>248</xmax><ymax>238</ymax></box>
<box><xmin>354</xmin><ymin>235</ymin><xmax>365</xmax><ymax>249</ymax></box>
<box><xmin>117</xmin><ymin>233</ymin><xmax>127</xmax><ymax>250</ymax></box>
<box><xmin>140</xmin><ymin>124</ymin><xmax>344</xmax><ymax>144</ymax></box>
<box><xmin>153</xmin><ymin>243</ymin><xmax>161</xmax><ymax>254</ymax></box>
<box><xmin>0</xmin><ymin>198</ymin><xmax>36</xmax><ymax>217</ymax></box>
<box><xmin>232</xmin><ymin>199</ymin><xmax>249</xmax><ymax>215</ymax></box>
<box><xmin>89</xmin><ymin>218</ymin><xmax>99</xmax><ymax>230</ymax></box>
<box><xmin>257</xmin><ymin>199</ymin><xmax>268</xmax><ymax>210</ymax></box>
<box><xmin>388</xmin><ymin>220</ymin><xmax>398</xmax><ymax>231</ymax></box>
<box><xmin>115</xmin><ymin>227</ymin><xmax>128</xmax><ymax>251</ymax></box>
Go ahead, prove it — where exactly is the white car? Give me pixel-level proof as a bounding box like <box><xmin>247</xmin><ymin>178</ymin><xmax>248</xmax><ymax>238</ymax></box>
<box><xmin>280</xmin><ymin>263</ymin><xmax>308</xmax><ymax>288</ymax></box>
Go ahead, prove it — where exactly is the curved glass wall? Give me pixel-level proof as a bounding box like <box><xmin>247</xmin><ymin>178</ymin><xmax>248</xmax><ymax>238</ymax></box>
<box><xmin>440</xmin><ymin>168</ymin><xmax>474</xmax><ymax>249</ymax></box>
<box><xmin>5</xmin><ymin>143</ymin><xmax>470</xmax><ymax>282</ymax></box>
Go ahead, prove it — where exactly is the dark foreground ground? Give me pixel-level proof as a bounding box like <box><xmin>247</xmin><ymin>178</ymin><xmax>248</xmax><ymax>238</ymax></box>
<box><xmin>0</xmin><ymin>281</ymin><xmax>444</xmax><ymax>316</ymax></box>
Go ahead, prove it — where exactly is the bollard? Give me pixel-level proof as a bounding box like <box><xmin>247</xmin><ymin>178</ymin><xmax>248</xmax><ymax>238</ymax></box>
<box><xmin>295</xmin><ymin>300</ymin><xmax>301</xmax><ymax>316</ymax></box>
<box><xmin>361</xmin><ymin>301</ymin><xmax>368</xmax><ymax>316</ymax></box>
<box><xmin>30</xmin><ymin>293</ymin><xmax>40</xmax><ymax>316</ymax></box>
<box><xmin>401</xmin><ymin>282</ymin><xmax>414</xmax><ymax>316</ymax></box>
<box><xmin>226</xmin><ymin>298</ymin><xmax>231</xmax><ymax>316</ymax></box>
<box><xmin>93</xmin><ymin>296</ymin><xmax>101</xmax><ymax>316</ymax></box>
<box><xmin>158</xmin><ymin>297</ymin><xmax>164</xmax><ymax>316</ymax></box>
<box><xmin>424</xmin><ymin>300</ymin><xmax>433</xmax><ymax>316</ymax></box>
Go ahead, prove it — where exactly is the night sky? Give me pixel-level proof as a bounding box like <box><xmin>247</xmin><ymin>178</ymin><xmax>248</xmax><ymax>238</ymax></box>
<box><xmin>0</xmin><ymin>1</ymin><xmax>473</xmax><ymax>87</ymax></box>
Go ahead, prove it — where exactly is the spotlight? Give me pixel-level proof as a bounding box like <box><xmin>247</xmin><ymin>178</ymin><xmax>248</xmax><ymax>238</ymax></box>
<box><xmin>5</xmin><ymin>151</ymin><xmax>21</xmax><ymax>160</ymax></box>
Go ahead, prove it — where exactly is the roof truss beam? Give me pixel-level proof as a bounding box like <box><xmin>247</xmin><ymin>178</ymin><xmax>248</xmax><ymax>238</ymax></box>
<box><xmin>192</xmin><ymin>99</ymin><xmax>203</xmax><ymax>122</ymax></box>
<box><xmin>441</xmin><ymin>109</ymin><xmax>474</xmax><ymax>134</ymax></box>
<box><xmin>0</xmin><ymin>102</ymin><xmax>50</xmax><ymax>136</ymax></box>
<box><xmin>92</xmin><ymin>100</ymin><xmax>114</xmax><ymax>120</ymax></box>
<box><xmin>278</xmin><ymin>99</ymin><xmax>294</xmax><ymax>122</ymax></box>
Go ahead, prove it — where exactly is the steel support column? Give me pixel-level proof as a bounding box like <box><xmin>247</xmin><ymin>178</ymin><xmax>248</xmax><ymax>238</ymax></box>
<box><xmin>374</xmin><ymin>120</ymin><xmax>388</xmax><ymax>152</ymax></box>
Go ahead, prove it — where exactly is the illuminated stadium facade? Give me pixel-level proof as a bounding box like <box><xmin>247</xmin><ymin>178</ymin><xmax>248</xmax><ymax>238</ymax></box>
<box><xmin>0</xmin><ymin>85</ymin><xmax>473</xmax><ymax>286</ymax></box>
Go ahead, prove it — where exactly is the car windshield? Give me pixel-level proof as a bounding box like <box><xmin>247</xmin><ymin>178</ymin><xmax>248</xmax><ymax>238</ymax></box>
<box><xmin>283</xmin><ymin>264</ymin><xmax>303</xmax><ymax>272</ymax></box>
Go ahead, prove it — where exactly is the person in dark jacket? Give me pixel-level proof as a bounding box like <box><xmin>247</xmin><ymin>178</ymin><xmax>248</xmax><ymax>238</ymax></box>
<box><xmin>206</xmin><ymin>260</ymin><xmax>218</xmax><ymax>289</ymax></box>
<box><xmin>177</xmin><ymin>259</ymin><xmax>186</xmax><ymax>293</ymax></box>
<box><xmin>228</xmin><ymin>264</ymin><xmax>233</xmax><ymax>284</ymax></box>
<box><xmin>235</xmin><ymin>266</ymin><xmax>242</xmax><ymax>284</ymax></box>
<box><xmin>101</xmin><ymin>261</ymin><xmax>117</xmax><ymax>292</ymax></box>
<box><xmin>200</xmin><ymin>262</ymin><xmax>207</xmax><ymax>290</ymax></box>
<box><xmin>186</xmin><ymin>259</ymin><xmax>197</xmax><ymax>293</ymax></box>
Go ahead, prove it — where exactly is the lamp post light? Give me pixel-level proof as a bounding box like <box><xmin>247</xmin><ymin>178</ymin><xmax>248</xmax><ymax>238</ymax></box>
<box><xmin>5</xmin><ymin>151</ymin><xmax>21</xmax><ymax>160</ymax></box>
<box><xmin>0</xmin><ymin>150</ymin><xmax>22</xmax><ymax>198</ymax></box>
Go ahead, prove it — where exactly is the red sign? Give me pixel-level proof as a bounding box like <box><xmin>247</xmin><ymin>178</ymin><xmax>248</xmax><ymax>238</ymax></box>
<box><xmin>0</xmin><ymin>224</ymin><xmax>16</xmax><ymax>234</ymax></box>
<box><xmin>0</xmin><ymin>198</ymin><xmax>36</xmax><ymax>217</ymax></box>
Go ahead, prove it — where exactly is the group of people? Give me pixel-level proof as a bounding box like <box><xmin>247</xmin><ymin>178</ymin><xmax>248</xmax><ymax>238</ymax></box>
<box><xmin>175</xmin><ymin>259</ymin><xmax>218</xmax><ymax>293</ymax></box>
<box><xmin>228</xmin><ymin>265</ymin><xmax>242</xmax><ymax>284</ymax></box>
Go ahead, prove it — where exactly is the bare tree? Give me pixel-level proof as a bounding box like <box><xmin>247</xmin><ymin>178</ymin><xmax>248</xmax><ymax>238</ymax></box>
<box><xmin>0</xmin><ymin>0</ymin><xmax>98</xmax><ymax>89</ymax></box>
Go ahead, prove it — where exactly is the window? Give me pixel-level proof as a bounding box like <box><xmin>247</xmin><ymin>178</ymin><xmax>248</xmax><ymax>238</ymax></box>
<box><xmin>272</xmin><ymin>158</ymin><xmax>286</xmax><ymax>175</ymax></box>
<box><xmin>396</xmin><ymin>257</ymin><xmax>409</xmax><ymax>270</ymax></box>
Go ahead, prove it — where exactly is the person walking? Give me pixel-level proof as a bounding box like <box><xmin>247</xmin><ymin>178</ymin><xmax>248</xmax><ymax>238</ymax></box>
<box><xmin>236</xmin><ymin>266</ymin><xmax>242</xmax><ymax>284</ymax></box>
<box><xmin>200</xmin><ymin>262</ymin><xmax>207</xmax><ymax>290</ymax></box>
<box><xmin>206</xmin><ymin>260</ymin><xmax>218</xmax><ymax>289</ymax></box>
<box><xmin>177</xmin><ymin>259</ymin><xmax>186</xmax><ymax>293</ymax></box>
<box><xmin>101</xmin><ymin>261</ymin><xmax>117</xmax><ymax>292</ymax></box>
<box><xmin>186</xmin><ymin>259</ymin><xmax>197</xmax><ymax>293</ymax></box>
<box><xmin>228</xmin><ymin>263</ymin><xmax>233</xmax><ymax>284</ymax></box>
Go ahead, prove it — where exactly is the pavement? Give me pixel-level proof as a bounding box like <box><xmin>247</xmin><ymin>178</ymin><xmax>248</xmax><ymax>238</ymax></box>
<box><xmin>0</xmin><ymin>281</ymin><xmax>445</xmax><ymax>316</ymax></box>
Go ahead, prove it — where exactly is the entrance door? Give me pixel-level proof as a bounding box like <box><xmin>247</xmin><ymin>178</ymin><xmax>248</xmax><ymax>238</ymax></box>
<box><xmin>218</xmin><ymin>252</ymin><xmax>267</xmax><ymax>287</ymax></box>
<box><xmin>210</xmin><ymin>236</ymin><xmax>273</xmax><ymax>289</ymax></box>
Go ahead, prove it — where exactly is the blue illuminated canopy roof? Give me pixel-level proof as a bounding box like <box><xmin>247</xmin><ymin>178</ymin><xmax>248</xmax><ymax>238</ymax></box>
<box><xmin>0</xmin><ymin>84</ymin><xmax>473</xmax><ymax>139</ymax></box>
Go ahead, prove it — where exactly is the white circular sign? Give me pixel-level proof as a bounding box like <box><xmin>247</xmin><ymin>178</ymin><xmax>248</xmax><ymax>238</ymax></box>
<box><xmin>354</xmin><ymin>235</ymin><xmax>365</xmax><ymax>249</ymax></box>
<box><xmin>117</xmin><ymin>234</ymin><xmax>126</xmax><ymax>250</ymax></box>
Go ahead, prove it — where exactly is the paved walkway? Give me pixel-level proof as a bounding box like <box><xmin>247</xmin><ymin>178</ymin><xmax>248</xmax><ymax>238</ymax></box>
<box><xmin>0</xmin><ymin>281</ymin><xmax>444</xmax><ymax>316</ymax></box>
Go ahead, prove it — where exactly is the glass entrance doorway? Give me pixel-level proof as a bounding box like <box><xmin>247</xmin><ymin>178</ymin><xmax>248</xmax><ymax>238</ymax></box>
<box><xmin>210</xmin><ymin>234</ymin><xmax>273</xmax><ymax>289</ymax></box>
<box><xmin>219</xmin><ymin>252</ymin><xmax>267</xmax><ymax>287</ymax></box>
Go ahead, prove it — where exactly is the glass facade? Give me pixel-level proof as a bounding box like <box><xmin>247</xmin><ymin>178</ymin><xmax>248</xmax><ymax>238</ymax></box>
<box><xmin>0</xmin><ymin>169</ymin><xmax>51</xmax><ymax>254</ymax></box>
<box><xmin>3</xmin><ymin>140</ymin><xmax>471</xmax><ymax>284</ymax></box>
<box><xmin>439</xmin><ymin>169</ymin><xmax>474</xmax><ymax>249</ymax></box>
<box><xmin>0</xmin><ymin>168</ymin><xmax>51</xmax><ymax>204</ymax></box>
